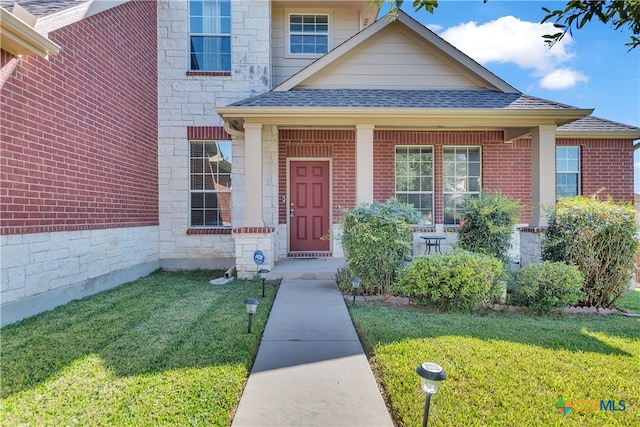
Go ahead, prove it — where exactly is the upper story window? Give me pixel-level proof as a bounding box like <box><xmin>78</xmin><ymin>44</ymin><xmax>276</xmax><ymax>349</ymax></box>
<box><xmin>289</xmin><ymin>13</ymin><xmax>329</xmax><ymax>55</ymax></box>
<box><xmin>556</xmin><ymin>146</ymin><xmax>580</xmax><ymax>198</ymax></box>
<box><xmin>395</xmin><ymin>146</ymin><xmax>434</xmax><ymax>225</ymax></box>
<box><xmin>443</xmin><ymin>147</ymin><xmax>481</xmax><ymax>225</ymax></box>
<box><xmin>189</xmin><ymin>0</ymin><xmax>231</xmax><ymax>71</ymax></box>
<box><xmin>190</xmin><ymin>140</ymin><xmax>232</xmax><ymax>227</ymax></box>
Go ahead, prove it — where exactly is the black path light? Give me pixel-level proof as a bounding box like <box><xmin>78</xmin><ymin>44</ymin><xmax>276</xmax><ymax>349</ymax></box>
<box><xmin>259</xmin><ymin>269</ymin><xmax>269</xmax><ymax>297</ymax></box>
<box><xmin>244</xmin><ymin>298</ymin><xmax>259</xmax><ymax>333</ymax></box>
<box><xmin>416</xmin><ymin>362</ymin><xmax>447</xmax><ymax>427</ymax></box>
<box><xmin>351</xmin><ymin>277</ymin><xmax>361</xmax><ymax>304</ymax></box>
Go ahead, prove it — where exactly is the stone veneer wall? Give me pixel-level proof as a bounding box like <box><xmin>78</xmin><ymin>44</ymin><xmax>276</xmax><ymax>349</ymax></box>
<box><xmin>157</xmin><ymin>0</ymin><xmax>272</xmax><ymax>268</ymax></box>
<box><xmin>1</xmin><ymin>226</ymin><xmax>159</xmax><ymax>326</ymax></box>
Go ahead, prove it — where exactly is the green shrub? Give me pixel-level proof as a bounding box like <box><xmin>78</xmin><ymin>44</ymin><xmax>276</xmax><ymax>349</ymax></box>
<box><xmin>458</xmin><ymin>193</ymin><xmax>522</xmax><ymax>263</ymax></box>
<box><xmin>542</xmin><ymin>196</ymin><xmax>637</xmax><ymax>308</ymax></box>
<box><xmin>341</xmin><ymin>198</ymin><xmax>420</xmax><ymax>295</ymax></box>
<box><xmin>509</xmin><ymin>261</ymin><xmax>585</xmax><ymax>313</ymax></box>
<box><xmin>393</xmin><ymin>250</ymin><xmax>505</xmax><ymax>310</ymax></box>
<box><xmin>335</xmin><ymin>266</ymin><xmax>354</xmax><ymax>294</ymax></box>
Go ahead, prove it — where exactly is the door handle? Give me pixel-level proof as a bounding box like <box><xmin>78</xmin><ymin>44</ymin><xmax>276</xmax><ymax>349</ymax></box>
<box><xmin>290</xmin><ymin>209</ymin><xmax>295</xmax><ymax>218</ymax></box>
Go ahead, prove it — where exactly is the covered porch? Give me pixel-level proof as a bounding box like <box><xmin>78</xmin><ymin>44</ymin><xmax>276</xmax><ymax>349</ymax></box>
<box><xmin>217</xmin><ymin>90</ymin><xmax>590</xmax><ymax>277</ymax></box>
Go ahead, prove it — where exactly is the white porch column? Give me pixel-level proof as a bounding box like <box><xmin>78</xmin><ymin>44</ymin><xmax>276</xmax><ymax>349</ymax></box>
<box><xmin>356</xmin><ymin>124</ymin><xmax>374</xmax><ymax>203</ymax></box>
<box><xmin>244</xmin><ymin>123</ymin><xmax>264</xmax><ymax>227</ymax></box>
<box><xmin>529</xmin><ymin>125</ymin><xmax>557</xmax><ymax>227</ymax></box>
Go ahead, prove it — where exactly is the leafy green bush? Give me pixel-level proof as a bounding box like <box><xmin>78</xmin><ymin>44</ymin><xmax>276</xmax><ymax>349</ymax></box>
<box><xmin>393</xmin><ymin>250</ymin><xmax>505</xmax><ymax>310</ymax></box>
<box><xmin>458</xmin><ymin>193</ymin><xmax>522</xmax><ymax>263</ymax></box>
<box><xmin>542</xmin><ymin>196</ymin><xmax>637</xmax><ymax>308</ymax></box>
<box><xmin>509</xmin><ymin>261</ymin><xmax>584</xmax><ymax>313</ymax></box>
<box><xmin>341</xmin><ymin>198</ymin><xmax>420</xmax><ymax>295</ymax></box>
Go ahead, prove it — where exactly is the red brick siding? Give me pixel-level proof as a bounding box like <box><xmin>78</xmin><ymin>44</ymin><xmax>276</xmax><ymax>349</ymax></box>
<box><xmin>187</xmin><ymin>126</ymin><xmax>231</xmax><ymax>140</ymax></box>
<box><xmin>373</xmin><ymin>130</ymin><xmax>533</xmax><ymax>223</ymax></box>
<box><xmin>482</xmin><ymin>138</ymin><xmax>532</xmax><ymax>222</ymax></box>
<box><xmin>557</xmin><ymin>138</ymin><xmax>634</xmax><ymax>202</ymax></box>
<box><xmin>277</xmin><ymin>131</ymin><xmax>633</xmax><ymax>227</ymax></box>
<box><xmin>0</xmin><ymin>1</ymin><xmax>158</xmax><ymax>235</ymax></box>
<box><xmin>278</xmin><ymin>130</ymin><xmax>356</xmax><ymax>224</ymax></box>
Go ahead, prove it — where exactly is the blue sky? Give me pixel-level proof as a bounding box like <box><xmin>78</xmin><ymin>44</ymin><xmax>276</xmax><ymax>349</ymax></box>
<box><xmin>378</xmin><ymin>0</ymin><xmax>640</xmax><ymax>191</ymax></box>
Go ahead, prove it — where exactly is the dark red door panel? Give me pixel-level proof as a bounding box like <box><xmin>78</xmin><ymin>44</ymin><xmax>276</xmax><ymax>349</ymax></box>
<box><xmin>290</xmin><ymin>161</ymin><xmax>330</xmax><ymax>251</ymax></box>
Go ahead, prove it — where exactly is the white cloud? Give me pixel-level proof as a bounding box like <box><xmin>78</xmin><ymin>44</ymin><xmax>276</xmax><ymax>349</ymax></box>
<box><xmin>540</xmin><ymin>68</ymin><xmax>588</xmax><ymax>89</ymax></box>
<box><xmin>438</xmin><ymin>16</ymin><xmax>588</xmax><ymax>90</ymax></box>
<box><xmin>426</xmin><ymin>23</ymin><xmax>444</xmax><ymax>33</ymax></box>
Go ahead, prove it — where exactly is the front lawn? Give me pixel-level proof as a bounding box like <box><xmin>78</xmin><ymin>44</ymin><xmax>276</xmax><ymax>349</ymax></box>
<box><xmin>1</xmin><ymin>270</ymin><xmax>276</xmax><ymax>426</ymax></box>
<box><xmin>618</xmin><ymin>288</ymin><xmax>640</xmax><ymax>313</ymax></box>
<box><xmin>351</xmin><ymin>299</ymin><xmax>640</xmax><ymax>426</ymax></box>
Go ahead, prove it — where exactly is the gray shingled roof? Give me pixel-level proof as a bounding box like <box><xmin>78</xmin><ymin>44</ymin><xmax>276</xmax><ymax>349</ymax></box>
<box><xmin>557</xmin><ymin>115</ymin><xmax>640</xmax><ymax>133</ymax></box>
<box><xmin>0</xmin><ymin>0</ymin><xmax>87</xmax><ymax>17</ymax></box>
<box><xmin>228</xmin><ymin>89</ymin><xmax>580</xmax><ymax>110</ymax></box>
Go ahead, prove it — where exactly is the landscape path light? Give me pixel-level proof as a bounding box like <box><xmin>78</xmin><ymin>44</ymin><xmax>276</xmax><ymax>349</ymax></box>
<box><xmin>416</xmin><ymin>362</ymin><xmax>446</xmax><ymax>427</ymax></box>
<box><xmin>244</xmin><ymin>298</ymin><xmax>259</xmax><ymax>333</ymax></box>
<box><xmin>351</xmin><ymin>277</ymin><xmax>361</xmax><ymax>304</ymax></box>
<box><xmin>259</xmin><ymin>269</ymin><xmax>270</xmax><ymax>297</ymax></box>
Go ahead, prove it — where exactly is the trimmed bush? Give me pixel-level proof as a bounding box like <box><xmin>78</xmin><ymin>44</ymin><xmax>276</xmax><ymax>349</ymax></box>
<box><xmin>458</xmin><ymin>193</ymin><xmax>522</xmax><ymax>263</ymax></box>
<box><xmin>542</xmin><ymin>196</ymin><xmax>637</xmax><ymax>308</ymax></box>
<box><xmin>341</xmin><ymin>198</ymin><xmax>420</xmax><ymax>295</ymax></box>
<box><xmin>509</xmin><ymin>261</ymin><xmax>585</xmax><ymax>313</ymax></box>
<box><xmin>393</xmin><ymin>250</ymin><xmax>505</xmax><ymax>311</ymax></box>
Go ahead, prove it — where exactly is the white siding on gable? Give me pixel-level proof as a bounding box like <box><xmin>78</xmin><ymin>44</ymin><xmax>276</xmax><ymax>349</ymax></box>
<box><xmin>299</xmin><ymin>26</ymin><xmax>484</xmax><ymax>90</ymax></box>
<box><xmin>272</xmin><ymin>7</ymin><xmax>361</xmax><ymax>86</ymax></box>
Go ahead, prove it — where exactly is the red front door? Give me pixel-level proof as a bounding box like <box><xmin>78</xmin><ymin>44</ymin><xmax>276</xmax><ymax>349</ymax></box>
<box><xmin>289</xmin><ymin>161</ymin><xmax>330</xmax><ymax>252</ymax></box>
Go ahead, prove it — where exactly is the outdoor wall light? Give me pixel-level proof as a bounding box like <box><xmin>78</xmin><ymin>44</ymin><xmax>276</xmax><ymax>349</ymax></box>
<box><xmin>244</xmin><ymin>298</ymin><xmax>259</xmax><ymax>333</ymax></box>
<box><xmin>259</xmin><ymin>269</ymin><xmax>269</xmax><ymax>297</ymax></box>
<box><xmin>416</xmin><ymin>362</ymin><xmax>447</xmax><ymax>427</ymax></box>
<box><xmin>351</xmin><ymin>277</ymin><xmax>361</xmax><ymax>303</ymax></box>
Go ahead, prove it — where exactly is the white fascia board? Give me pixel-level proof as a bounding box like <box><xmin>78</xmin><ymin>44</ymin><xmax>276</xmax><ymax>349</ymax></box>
<box><xmin>557</xmin><ymin>130</ymin><xmax>640</xmax><ymax>139</ymax></box>
<box><xmin>36</xmin><ymin>0</ymin><xmax>130</xmax><ymax>36</ymax></box>
<box><xmin>217</xmin><ymin>106</ymin><xmax>594</xmax><ymax>127</ymax></box>
<box><xmin>0</xmin><ymin>7</ymin><xmax>60</xmax><ymax>58</ymax></box>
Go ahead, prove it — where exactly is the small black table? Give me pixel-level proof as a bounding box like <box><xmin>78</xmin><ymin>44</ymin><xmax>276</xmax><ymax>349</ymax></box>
<box><xmin>420</xmin><ymin>235</ymin><xmax>446</xmax><ymax>254</ymax></box>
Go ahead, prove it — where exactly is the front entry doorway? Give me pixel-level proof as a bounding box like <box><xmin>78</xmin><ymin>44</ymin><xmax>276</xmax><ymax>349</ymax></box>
<box><xmin>289</xmin><ymin>160</ymin><xmax>330</xmax><ymax>253</ymax></box>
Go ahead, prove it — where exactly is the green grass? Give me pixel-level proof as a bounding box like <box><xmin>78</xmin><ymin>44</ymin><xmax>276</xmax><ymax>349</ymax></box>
<box><xmin>618</xmin><ymin>288</ymin><xmax>640</xmax><ymax>313</ymax></box>
<box><xmin>351</xmin><ymin>304</ymin><xmax>640</xmax><ymax>426</ymax></box>
<box><xmin>1</xmin><ymin>270</ymin><xmax>277</xmax><ymax>426</ymax></box>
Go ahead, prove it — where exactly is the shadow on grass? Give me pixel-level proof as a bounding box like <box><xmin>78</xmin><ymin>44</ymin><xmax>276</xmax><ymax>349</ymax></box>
<box><xmin>0</xmin><ymin>270</ymin><xmax>277</xmax><ymax>398</ymax></box>
<box><xmin>350</xmin><ymin>303</ymin><xmax>640</xmax><ymax>358</ymax></box>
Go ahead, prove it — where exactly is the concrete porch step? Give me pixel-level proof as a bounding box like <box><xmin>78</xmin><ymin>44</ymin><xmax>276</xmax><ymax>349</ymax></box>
<box><xmin>266</xmin><ymin>257</ymin><xmax>344</xmax><ymax>280</ymax></box>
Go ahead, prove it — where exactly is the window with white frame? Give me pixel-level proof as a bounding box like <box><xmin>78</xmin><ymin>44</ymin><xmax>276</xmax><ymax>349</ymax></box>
<box><xmin>556</xmin><ymin>146</ymin><xmax>580</xmax><ymax>197</ymax></box>
<box><xmin>189</xmin><ymin>0</ymin><xmax>231</xmax><ymax>71</ymax></box>
<box><xmin>395</xmin><ymin>146</ymin><xmax>434</xmax><ymax>225</ymax></box>
<box><xmin>443</xmin><ymin>147</ymin><xmax>481</xmax><ymax>225</ymax></box>
<box><xmin>288</xmin><ymin>13</ymin><xmax>329</xmax><ymax>55</ymax></box>
<box><xmin>190</xmin><ymin>140</ymin><xmax>232</xmax><ymax>227</ymax></box>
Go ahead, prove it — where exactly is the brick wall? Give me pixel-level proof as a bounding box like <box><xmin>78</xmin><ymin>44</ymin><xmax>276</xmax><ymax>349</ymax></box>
<box><xmin>279</xmin><ymin>130</ymin><xmax>634</xmax><ymax>227</ymax></box>
<box><xmin>373</xmin><ymin>130</ymin><xmax>533</xmax><ymax>223</ymax></box>
<box><xmin>558</xmin><ymin>138</ymin><xmax>635</xmax><ymax>202</ymax></box>
<box><xmin>0</xmin><ymin>1</ymin><xmax>158</xmax><ymax>235</ymax></box>
<box><xmin>278</xmin><ymin>129</ymin><xmax>357</xmax><ymax>224</ymax></box>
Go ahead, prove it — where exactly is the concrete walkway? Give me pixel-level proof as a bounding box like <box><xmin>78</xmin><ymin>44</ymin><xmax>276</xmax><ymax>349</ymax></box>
<box><xmin>232</xmin><ymin>278</ymin><xmax>394</xmax><ymax>427</ymax></box>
